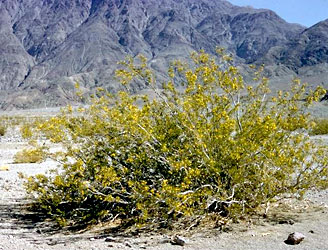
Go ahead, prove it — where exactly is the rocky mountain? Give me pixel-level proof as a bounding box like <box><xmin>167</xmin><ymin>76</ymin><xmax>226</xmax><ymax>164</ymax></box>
<box><xmin>279</xmin><ymin>19</ymin><xmax>328</xmax><ymax>70</ymax></box>
<box><xmin>0</xmin><ymin>0</ymin><xmax>327</xmax><ymax>109</ymax></box>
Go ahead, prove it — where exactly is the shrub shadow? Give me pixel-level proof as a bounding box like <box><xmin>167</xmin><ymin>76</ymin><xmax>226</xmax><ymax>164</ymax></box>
<box><xmin>0</xmin><ymin>198</ymin><xmax>137</xmax><ymax>246</ymax></box>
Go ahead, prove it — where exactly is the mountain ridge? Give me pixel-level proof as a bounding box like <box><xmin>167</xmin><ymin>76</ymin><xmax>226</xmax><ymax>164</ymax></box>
<box><xmin>0</xmin><ymin>0</ymin><xmax>327</xmax><ymax>109</ymax></box>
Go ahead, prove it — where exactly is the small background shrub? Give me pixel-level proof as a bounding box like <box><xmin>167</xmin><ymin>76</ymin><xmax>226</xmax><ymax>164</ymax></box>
<box><xmin>14</xmin><ymin>147</ymin><xmax>47</xmax><ymax>164</ymax></box>
<box><xmin>20</xmin><ymin>123</ymin><xmax>34</xmax><ymax>139</ymax></box>
<box><xmin>0</xmin><ymin>115</ymin><xmax>44</xmax><ymax>138</ymax></box>
<box><xmin>0</xmin><ymin>125</ymin><xmax>6</xmax><ymax>136</ymax></box>
<box><xmin>310</xmin><ymin>119</ymin><xmax>328</xmax><ymax>135</ymax></box>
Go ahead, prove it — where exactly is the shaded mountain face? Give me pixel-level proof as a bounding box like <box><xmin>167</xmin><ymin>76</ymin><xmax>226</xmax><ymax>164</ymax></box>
<box><xmin>279</xmin><ymin>19</ymin><xmax>328</xmax><ymax>70</ymax></box>
<box><xmin>0</xmin><ymin>0</ymin><xmax>326</xmax><ymax>109</ymax></box>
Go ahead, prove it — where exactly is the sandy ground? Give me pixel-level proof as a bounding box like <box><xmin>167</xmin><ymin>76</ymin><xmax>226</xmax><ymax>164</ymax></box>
<box><xmin>1</xmin><ymin>127</ymin><xmax>328</xmax><ymax>250</ymax></box>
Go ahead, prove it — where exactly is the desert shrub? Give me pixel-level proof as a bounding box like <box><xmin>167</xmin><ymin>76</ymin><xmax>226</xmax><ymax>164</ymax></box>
<box><xmin>20</xmin><ymin>123</ymin><xmax>34</xmax><ymax>139</ymax></box>
<box><xmin>0</xmin><ymin>115</ymin><xmax>43</xmax><ymax>138</ymax></box>
<box><xmin>310</xmin><ymin>119</ymin><xmax>328</xmax><ymax>135</ymax></box>
<box><xmin>19</xmin><ymin>117</ymin><xmax>49</xmax><ymax>140</ymax></box>
<box><xmin>14</xmin><ymin>147</ymin><xmax>47</xmax><ymax>163</ymax></box>
<box><xmin>0</xmin><ymin>125</ymin><xmax>6</xmax><ymax>136</ymax></box>
<box><xmin>22</xmin><ymin>51</ymin><xmax>328</xmax><ymax>228</ymax></box>
<box><xmin>0</xmin><ymin>115</ymin><xmax>27</xmax><ymax>127</ymax></box>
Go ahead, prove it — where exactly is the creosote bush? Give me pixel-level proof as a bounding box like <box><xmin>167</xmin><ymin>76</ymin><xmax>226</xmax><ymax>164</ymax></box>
<box><xmin>22</xmin><ymin>50</ymin><xmax>328</xmax><ymax>228</ymax></box>
<box><xmin>14</xmin><ymin>147</ymin><xmax>47</xmax><ymax>164</ymax></box>
<box><xmin>0</xmin><ymin>125</ymin><xmax>6</xmax><ymax>136</ymax></box>
<box><xmin>20</xmin><ymin>123</ymin><xmax>34</xmax><ymax>139</ymax></box>
<box><xmin>310</xmin><ymin>118</ymin><xmax>328</xmax><ymax>135</ymax></box>
<box><xmin>0</xmin><ymin>115</ymin><xmax>43</xmax><ymax>138</ymax></box>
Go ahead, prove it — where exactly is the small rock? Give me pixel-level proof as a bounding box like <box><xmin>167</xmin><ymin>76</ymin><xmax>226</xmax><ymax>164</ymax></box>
<box><xmin>285</xmin><ymin>232</ymin><xmax>305</xmax><ymax>245</ymax></box>
<box><xmin>47</xmin><ymin>240</ymin><xmax>57</xmax><ymax>246</ymax></box>
<box><xmin>105</xmin><ymin>237</ymin><xmax>115</xmax><ymax>242</ymax></box>
<box><xmin>105</xmin><ymin>237</ymin><xmax>119</xmax><ymax>242</ymax></box>
<box><xmin>171</xmin><ymin>235</ymin><xmax>187</xmax><ymax>246</ymax></box>
<box><xmin>309</xmin><ymin>230</ymin><xmax>315</xmax><ymax>234</ymax></box>
<box><xmin>159</xmin><ymin>236</ymin><xmax>171</xmax><ymax>244</ymax></box>
<box><xmin>125</xmin><ymin>241</ymin><xmax>132</xmax><ymax>247</ymax></box>
<box><xmin>278</xmin><ymin>219</ymin><xmax>295</xmax><ymax>225</ymax></box>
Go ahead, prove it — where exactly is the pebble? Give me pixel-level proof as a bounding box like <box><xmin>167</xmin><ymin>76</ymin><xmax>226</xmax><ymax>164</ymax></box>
<box><xmin>159</xmin><ymin>236</ymin><xmax>171</xmax><ymax>244</ymax></box>
<box><xmin>171</xmin><ymin>235</ymin><xmax>187</xmax><ymax>246</ymax></box>
<box><xmin>285</xmin><ymin>232</ymin><xmax>305</xmax><ymax>245</ymax></box>
<box><xmin>105</xmin><ymin>237</ymin><xmax>120</xmax><ymax>243</ymax></box>
<box><xmin>278</xmin><ymin>219</ymin><xmax>295</xmax><ymax>225</ymax></box>
<box><xmin>124</xmin><ymin>241</ymin><xmax>132</xmax><ymax>247</ymax></box>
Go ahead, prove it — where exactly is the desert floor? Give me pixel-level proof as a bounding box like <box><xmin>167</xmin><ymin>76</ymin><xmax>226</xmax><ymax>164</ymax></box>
<box><xmin>1</xmin><ymin>124</ymin><xmax>328</xmax><ymax>250</ymax></box>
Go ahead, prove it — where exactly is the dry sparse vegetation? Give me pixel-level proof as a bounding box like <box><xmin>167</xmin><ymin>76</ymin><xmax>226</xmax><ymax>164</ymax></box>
<box><xmin>0</xmin><ymin>125</ymin><xmax>6</xmax><ymax>136</ymax></box>
<box><xmin>14</xmin><ymin>147</ymin><xmax>47</xmax><ymax>164</ymax></box>
<box><xmin>310</xmin><ymin>118</ymin><xmax>328</xmax><ymax>135</ymax></box>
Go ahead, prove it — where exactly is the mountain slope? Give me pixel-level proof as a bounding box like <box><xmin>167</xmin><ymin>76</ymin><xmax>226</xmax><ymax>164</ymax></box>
<box><xmin>279</xmin><ymin>19</ymin><xmax>328</xmax><ymax>70</ymax></box>
<box><xmin>0</xmin><ymin>0</ymin><xmax>326</xmax><ymax>109</ymax></box>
